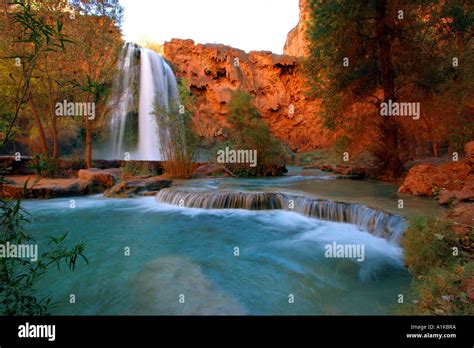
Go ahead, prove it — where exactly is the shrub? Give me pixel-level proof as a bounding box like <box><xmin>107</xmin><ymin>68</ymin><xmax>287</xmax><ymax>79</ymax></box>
<box><xmin>402</xmin><ymin>217</ymin><xmax>466</xmax><ymax>275</ymax></box>
<box><xmin>154</xmin><ymin>78</ymin><xmax>197</xmax><ymax>179</ymax></box>
<box><xmin>219</xmin><ymin>90</ymin><xmax>289</xmax><ymax>176</ymax></box>
<box><xmin>28</xmin><ymin>154</ymin><xmax>57</xmax><ymax>178</ymax></box>
<box><xmin>399</xmin><ymin>216</ymin><xmax>472</xmax><ymax>315</ymax></box>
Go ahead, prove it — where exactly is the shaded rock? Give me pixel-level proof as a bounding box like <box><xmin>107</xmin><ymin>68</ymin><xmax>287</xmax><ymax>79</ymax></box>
<box><xmin>0</xmin><ymin>156</ymin><xmax>33</xmax><ymax>175</ymax></box>
<box><xmin>0</xmin><ymin>176</ymin><xmax>92</xmax><ymax>199</ymax></box>
<box><xmin>192</xmin><ymin>163</ymin><xmax>235</xmax><ymax>178</ymax></box>
<box><xmin>438</xmin><ymin>177</ymin><xmax>474</xmax><ymax>205</ymax></box>
<box><xmin>78</xmin><ymin>168</ymin><xmax>116</xmax><ymax>191</ymax></box>
<box><xmin>466</xmin><ymin>141</ymin><xmax>474</xmax><ymax>167</ymax></box>
<box><xmin>104</xmin><ymin>176</ymin><xmax>172</xmax><ymax>198</ymax></box>
<box><xmin>445</xmin><ymin>203</ymin><xmax>474</xmax><ymax>236</ymax></box>
<box><xmin>317</xmin><ymin>163</ymin><xmax>366</xmax><ymax>178</ymax></box>
<box><xmin>103</xmin><ymin>167</ymin><xmax>124</xmax><ymax>179</ymax></box>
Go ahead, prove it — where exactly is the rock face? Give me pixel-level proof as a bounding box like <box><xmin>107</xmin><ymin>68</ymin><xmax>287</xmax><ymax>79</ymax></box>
<box><xmin>164</xmin><ymin>39</ymin><xmax>331</xmax><ymax>153</ymax></box>
<box><xmin>283</xmin><ymin>0</ymin><xmax>311</xmax><ymax>57</ymax></box>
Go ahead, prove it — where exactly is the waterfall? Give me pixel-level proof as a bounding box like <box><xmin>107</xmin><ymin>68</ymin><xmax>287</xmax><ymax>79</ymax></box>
<box><xmin>155</xmin><ymin>189</ymin><xmax>407</xmax><ymax>244</ymax></box>
<box><xmin>108</xmin><ymin>43</ymin><xmax>178</xmax><ymax>160</ymax></box>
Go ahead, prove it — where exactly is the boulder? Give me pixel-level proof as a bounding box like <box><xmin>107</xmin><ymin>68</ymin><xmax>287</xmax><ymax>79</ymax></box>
<box><xmin>0</xmin><ymin>177</ymin><xmax>92</xmax><ymax>199</ymax></box>
<box><xmin>104</xmin><ymin>176</ymin><xmax>172</xmax><ymax>198</ymax></box>
<box><xmin>398</xmin><ymin>162</ymin><xmax>471</xmax><ymax>197</ymax></box>
<box><xmin>78</xmin><ymin>168</ymin><xmax>116</xmax><ymax>191</ymax></box>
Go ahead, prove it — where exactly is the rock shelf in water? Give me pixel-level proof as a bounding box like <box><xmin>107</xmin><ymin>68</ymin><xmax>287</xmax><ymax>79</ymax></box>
<box><xmin>155</xmin><ymin>189</ymin><xmax>407</xmax><ymax>245</ymax></box>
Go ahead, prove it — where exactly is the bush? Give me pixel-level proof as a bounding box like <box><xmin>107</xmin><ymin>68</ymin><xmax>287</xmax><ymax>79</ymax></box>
<box><xmin>122</xmin><ymin>161</ymin><xmax>161</xmax><ymax>177</ymax></box>
<box><xmin>399</xmin><ymin>217</ymin><xmax>472</xmax><ymax>315</ymax></box>
<box><xmin>402</xmin><ymin>217</ymin><xmax>466</xmax><ymax>275</ymax></box>
<box><xmin>28</xmin><ymin>154</ymin><xmax>57</xmax><ymax>178</ymax></box>
<box><xmin>218</xmin><ymin>90</ymin><xmax>289</xmax><ymax>176</ymax></box>
<box><xmin>399</xmin><ymin>263</ymin><xmax>474</xmax><ymax>315</ymax></box>
<box><xmin>154</xmin><ymin>78</ymin><xmax>197</xmax><ymax>179</ymax></box>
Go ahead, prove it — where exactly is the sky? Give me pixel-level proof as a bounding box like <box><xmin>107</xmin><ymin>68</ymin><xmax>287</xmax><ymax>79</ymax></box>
<box><xmin>119</xmin><ymin>0</ymin><xmax>300</xmax><ymax>54</ymax></box>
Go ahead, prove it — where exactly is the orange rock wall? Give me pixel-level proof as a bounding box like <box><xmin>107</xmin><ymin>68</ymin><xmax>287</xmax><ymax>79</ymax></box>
<box><xmin>164</xmin><ymin>39</ymin><xmax>331</xmax><ymax>152</ymax></box>
<box><xmin>283</xmin><ymin>0</ymin><xmax>311</xmax><ymax>57</ymax></box>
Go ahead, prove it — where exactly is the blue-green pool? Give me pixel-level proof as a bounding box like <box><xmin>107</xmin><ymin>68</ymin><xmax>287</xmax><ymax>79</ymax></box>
<box><xmin>22</xmin><ymin>169</ymin><xmax>442</xmax><ymax>315</ymax></box>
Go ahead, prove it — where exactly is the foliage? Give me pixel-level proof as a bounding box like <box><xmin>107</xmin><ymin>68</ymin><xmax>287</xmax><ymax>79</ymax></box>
<box><xmin>0</xmin><ymin>0</ymin><xmax>123</xmax><ymax>165</ymax></box>
<box><xmin>122</xmin><ymin>161</ymin><xmax>161</xmax><ymax>177</ymax></box>
<box><xmin>399</xmin><ymin>216</ymin><xmax>473</xmax><ymax>315</ymax></box>
<box><xmin>0</xmin><ymin>194</ymin><xmax>88</xmax><ymax>315</ymax></box>
<box><xmin>402</xmin><ymin>217</ymin><xmax>467</xmax><ymax>275</ymax></box>
<box><xmin>154</xmin><ymin>77</ymin><xmax>198</xmax><ymax>179</ymax></box>
<box><xmin>28</xmin><ymin>154</ymin><xmax>57</xmax><ymax>178</ymax></box>
<box><xmin>0</xmin><ymin>0</ymin><xmax>70</xmax><ymax>150</ymax></box>
<box><xmin>0</xmin><ymin>1</ymin><xmax>88</xmax><ymax>316</ymax></box>
<box><xmin>220</xmin><ymin>90</ymin><xmax>289</xmax><ymax>177</ymax></box>
<box><xmin>305</xmin><ymin>0</ymin><xmax>474</xmax><ymax>177</ymax></box>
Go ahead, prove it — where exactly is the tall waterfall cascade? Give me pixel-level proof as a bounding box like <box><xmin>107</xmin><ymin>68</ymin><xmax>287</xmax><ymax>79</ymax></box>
<box><xmin>108</xmin><ymin>43</ymin><xmax>178</xmax><ymax>160</ymax></box>
<box><xmin>155</xmin><ymin>189</ymin><xmax>408</xmax><ymax>245</ymax></box>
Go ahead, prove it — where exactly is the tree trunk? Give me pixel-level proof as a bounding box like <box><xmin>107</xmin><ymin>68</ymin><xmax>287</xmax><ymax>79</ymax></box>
<box><xmin>376</xmin><ymin>0</ymin><xmax>402</xmax><ymax>178</ymax></box>
<box><xmin>28</xmin><ymin>91</ymin><xmax>49</xmax><ymax>155</ymax></box>
<box><xmin>85</xmin><ymin>95</ymin><xmax>92</xmax><ymax>169</ymax></box>
<box><xmin>44</xmin><ymin>57</ymin><xmax>59</xmax><ymax>160</ymax></box>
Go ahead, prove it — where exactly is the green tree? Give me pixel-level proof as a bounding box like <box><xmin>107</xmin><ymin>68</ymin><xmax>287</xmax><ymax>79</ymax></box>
<box><xmin>223</xmin><ymin>90</ymin><xmax>288</xmax><ymax>176</ymax></box>
<box><xmin>305</xmin><ymin>0</ymin><xmax>473</xmax><ymax>177</ymax></box>
<box><xmin>0</xmin><ymin>0</ymin><xmax>88</xmax><ymax>315</ymax></box>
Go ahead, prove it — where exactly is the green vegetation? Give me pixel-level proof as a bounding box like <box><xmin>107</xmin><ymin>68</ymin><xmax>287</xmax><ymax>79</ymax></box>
<box><xmin>399</xmin><ymin>217</ymin><xmax>473</xmax><ymax>315</ymax></box>
<box><xmin>154</xmin><ymin>77</ymin><xmax>198</xmax><ymax>179</ymax></box>
<box><xmin>122</xmin><ymin>161</ymin><xmax>162</xmax><ymax>177</ymax></box>
<box><xmin>0</xmin><ymin>0</ymin><xmax>89</xmax><ymax>316</ymax></box>
<box><xmin>305</xmin><ymin>0</ymin><xmax>474</xmax><ymax>178</ymax></box>
<box><xmin>217</xmin><ymin>90</ymin><xmax>289</xmax><ymax>176</ymax></box>
<box><xmin>0</xmin><ymin>195</ymin><xmax>88</xmax><ymax>315</ymax></box>
<box><xmin>0</xmin><ymin>0</ymin><xmax>123</xmax><ymax>167</ymax></box>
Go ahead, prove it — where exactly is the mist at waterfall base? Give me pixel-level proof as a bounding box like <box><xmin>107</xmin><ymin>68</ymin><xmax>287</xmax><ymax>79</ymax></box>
<box><xmin>19</xmin><ymin>170</ymin><xmax>442</xmax><ymax>315</ymax></box>
<box><xmin>96</xmin><ymin>43</ymin><xmax>178</xmax><ymax>161</ymax></box>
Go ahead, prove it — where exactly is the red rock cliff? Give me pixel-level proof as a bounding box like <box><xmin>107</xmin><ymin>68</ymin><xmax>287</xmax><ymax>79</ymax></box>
<box><xmin>283</xmin><ymin>0</ymin><xmax>311</xmax><ymax>57</ymax></box>
<box><xmin>164</xmin><ymin>39</ymin><xmax>330</xmax><ymax>152</ymax></box>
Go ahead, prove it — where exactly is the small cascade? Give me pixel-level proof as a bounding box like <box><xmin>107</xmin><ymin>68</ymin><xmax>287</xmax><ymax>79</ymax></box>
<box><xmin>155</xmin><ymin>189</ymin><xmax>407</xmax><ymax>244</ymax></box>
<box><xmin>108</xmin><ymin>43</ymin><xmax>178</xmax><ymax>160</ymax></box>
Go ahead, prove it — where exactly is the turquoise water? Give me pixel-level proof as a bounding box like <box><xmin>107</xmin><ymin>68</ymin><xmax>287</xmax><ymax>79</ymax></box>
<box><xmin>22</xmin><ymin>169</ymin><xmax>443</xmax><ymax>315</ymax></box>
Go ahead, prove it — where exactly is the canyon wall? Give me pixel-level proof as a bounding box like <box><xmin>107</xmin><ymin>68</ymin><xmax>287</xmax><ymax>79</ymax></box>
<box><xmin>164</xmin><ymin>39</ymin><xmax>330</xmax><ymax>152</ymax></box>
<box><xmin>283</xmin><ymin>0</ymin><xmax>311</xmax><ymax>57</ymax></box>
